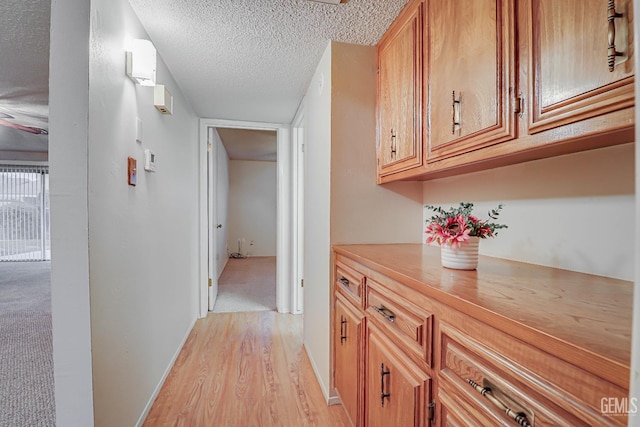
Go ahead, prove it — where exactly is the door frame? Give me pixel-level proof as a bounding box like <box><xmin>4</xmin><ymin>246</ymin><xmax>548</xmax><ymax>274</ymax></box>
<box><xmin>199</xmin><ymin>118</ymin><xmax>292</xmax><ymax>317</ymax></box>
<box><xmin>291</xmin><ymin>101</ymin><xmax>306</xmax><ymax>314</ymax></box>
<box><xmin>206</xmin><ymin>127</ymin><xmax>217</xmax><ymax>311</ymax></box>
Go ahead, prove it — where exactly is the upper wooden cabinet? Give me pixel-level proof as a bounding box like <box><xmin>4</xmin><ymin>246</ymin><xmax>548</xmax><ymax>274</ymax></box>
<box><xmin>428</xmin><ymin>0</ymin><xmax>516</xmax><ymax>161</ymax></box>
<box><xmin>525</xmin><ymin>0</ymin><xmax>635</xmax><ymax>134</ymax></box>
<box><xmin>375</xmin><ymin>0</ymin><xmax>635</xmax><ymax>183</ymax></box>
<box><xmin>376</xmin><ymin>0</ymin><xmax>424</xmax><ymax>180</ymax></box>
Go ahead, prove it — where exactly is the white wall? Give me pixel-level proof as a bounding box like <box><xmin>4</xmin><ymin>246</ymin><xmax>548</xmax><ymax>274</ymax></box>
<box><xmin>330</xmin><ymin>42</ymin><xmax>423</xmax><ymax>245</ymax></box>
<box><xmin>49</xmin><ymin>0</ymin><xmax>94</xmax><ymax>425</ymax></box>
<box><xmin>422</xmin><ymin>144</ymin><xmax>635</xmax><ymax>281</ymax></box>
<box><xmin>213</xmin><ymin>129</ymin><xmax>230</xmax><ymax>277</ymax></box>
<box><xmin>86</xmin><ymin>1</ymin><xmax>200</xmax><ymax>426</ymax></box>
<box><xmin>303</xmin><ymin>41</ymin><xmax>423</xmax><ymax>402</ymax></box>
<box><xmin>227</xmin><ymin>160</ymin><xmax>277</xmax><ymax>257</ymax></box>
<box><xmin>303</xmin><ymin>42</ymin><xmax>333</xmax><ymax>400</ymax></box>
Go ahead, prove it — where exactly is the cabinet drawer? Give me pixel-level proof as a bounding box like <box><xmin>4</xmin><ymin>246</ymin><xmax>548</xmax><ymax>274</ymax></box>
<box><xmin>439</xmin><ymin>321</ymin><xmax>626</xmax><ymax>426</ymax></box>
<box><xmin>439</xmin><ymin>388</ymin><xmax>496</xmax><ymax>427</ymax></box>
<box><xmin>335</xmin><ymin>260</ymin><xmax>365</xmax><ymax>307</ymax></box>
<box><xmin>366</xmin><ymin>279</ymin><xmax>433</xmax><ymax>367</ymax></box>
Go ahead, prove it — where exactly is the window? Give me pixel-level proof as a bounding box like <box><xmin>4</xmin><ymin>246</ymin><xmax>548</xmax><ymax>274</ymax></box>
<box><xmin>0</xmin><ymin>165</ymin><xmax>50</xmax><ymax>261</ymax></box>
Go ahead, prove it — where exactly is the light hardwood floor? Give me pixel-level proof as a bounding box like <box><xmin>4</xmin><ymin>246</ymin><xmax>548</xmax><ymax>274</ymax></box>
<box><xmin>143</xmin><ymin>311</ymin><xmax>351</xmax><ymax>426</ymax></box>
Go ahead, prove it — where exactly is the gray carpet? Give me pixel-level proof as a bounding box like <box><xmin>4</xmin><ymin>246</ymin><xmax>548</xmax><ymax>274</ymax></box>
<box><xmin>212</xmin><ymin>257</ymin><xmax>277</xmax><ymax>313</ymax></box>
<box><xmin>0</xmin><ymin>262</ymin><xmax>56</xmax><ymax>427</ymax></box>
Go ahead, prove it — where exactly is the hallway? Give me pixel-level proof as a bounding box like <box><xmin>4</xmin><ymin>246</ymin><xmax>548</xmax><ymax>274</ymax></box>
<box><xmin>143</xmin><ymin>311</ymin><xmax>349</xmax><ymax>426</ymax></box>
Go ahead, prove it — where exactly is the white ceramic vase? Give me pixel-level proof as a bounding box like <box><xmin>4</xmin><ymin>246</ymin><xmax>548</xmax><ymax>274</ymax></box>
<box><xmin>440</xmin><ymin>236</ymin><xmax>479</xmax><ymax>270</ymax></box>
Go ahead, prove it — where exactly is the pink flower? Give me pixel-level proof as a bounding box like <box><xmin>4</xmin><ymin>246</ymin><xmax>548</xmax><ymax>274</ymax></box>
<box><xmin>425</xmin><ymin>222</ymin><xmax>446</xmax><ymax>245</ymax></box>
<box><xmin>425</xmin><ymin>202</ymin><xmax>507</xmax><ymax>248</ymax></box>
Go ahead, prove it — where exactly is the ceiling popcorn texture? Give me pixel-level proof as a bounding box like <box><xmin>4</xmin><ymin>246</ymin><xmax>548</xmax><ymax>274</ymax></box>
<box><xmin>0</xmin><ymin>0</ymin><xmax>408</xmax><ymax>155</ymax></box>
<box><xmin>217</xmin><ymin>128</ymin><xmax>277</xmax><ymax>162</ymax></box>
<box><xmin>127</xmin><ymin>0</ymin><xmax>409</xmax><ymax>123</ymax></box>
<box><xmin>0</xmin><ymin>0</ymin><xmax>50</xmax><ymax>154</ymax></box>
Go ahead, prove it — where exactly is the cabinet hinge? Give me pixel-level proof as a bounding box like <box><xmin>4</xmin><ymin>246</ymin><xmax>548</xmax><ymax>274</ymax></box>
<box><xmin>513</xmin><ymin>96</ymin><xmax>523</xmax><ymax>115</ymax></box>
<box><xmin>428</xmin><ymin>400</ymin><xmax>436</xmax><ymax>423</ymax></box>
<box><xmin>207</xmin><ymin>143</ymin><xmax>213</xmax><ymax>153</ymax></box>
<box><xmin>301</xmin><ymin>279</ymin><xmax>304</xmax><ymax>288</ymax></box>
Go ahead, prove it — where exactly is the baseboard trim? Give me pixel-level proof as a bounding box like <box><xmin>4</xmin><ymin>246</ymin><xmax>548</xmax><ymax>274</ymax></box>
<box><xmin>328</xmin><ymin>395</ymin><xmax>342</xmax><ymax>406</ymax></box>
<box><xmin>134</xmin><ymin>316</ymin><xmax>197</xmax><ymax>427</ymax></box>
<box><xmin>218</xmin><ymin>255</ymin><xmax>229</xmax><ymax>279</ymax></box>
<box><xmin>302</xmin><ymin>343</ymin><xmax>341</xmax><ymax>405</ymax></box>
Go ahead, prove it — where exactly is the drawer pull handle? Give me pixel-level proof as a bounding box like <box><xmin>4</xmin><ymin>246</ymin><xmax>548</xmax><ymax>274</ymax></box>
<box><xmin>607</xmin><ymin>0</ymin><xmax>624</xmax><ymax>71</ymax></box>
<box><xmin>338</xmin><ymin>277</ymin><xmax>350</xmax><ymax>288</ymax></box>
<box><xmin>390</xmin><ymin>129</ymin><xmax>397</xmax><ymax>157</ymax></box>
<box><xmin>340</xmin><ymin>315</ymin><xmax>347</xmax><ymax>344</ymax></box>
<box><xmin>380</xmin><ymin>363</ymin><xmax>391</xmax><ymax>406</ymax></box>
<box><xmin>372</xmin><ymin>305</ymin><xmax>395</xmax><ymax>323</ymax></box>
<box><xmin>452</xmin><ymin>90</ymin><xmax>461</xmax><ymax>134</ymax></box>
<box><xmin>467</xmin><ymin>379</ymin><xmax>531</xmax><ymax>427</ymax></box>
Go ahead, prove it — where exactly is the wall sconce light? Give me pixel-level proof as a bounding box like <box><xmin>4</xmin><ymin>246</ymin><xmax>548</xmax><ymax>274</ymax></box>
<box><xmin>126</xmin><ymin>39</ymin><xmax>157</xmax><ymax>86</ymax></box>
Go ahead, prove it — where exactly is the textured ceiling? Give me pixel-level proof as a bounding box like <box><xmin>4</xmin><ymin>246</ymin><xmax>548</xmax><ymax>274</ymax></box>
<box><xmin>0</xmin><ymin>0</ymin><xmax>409</xmax><ymax>157</ymax></box>
<box><xmin>0</xmin><ymin>0</ymin><xmax>50</xmax><ymax>154</ymax></box>
<box><xmin>127</xmin><ymin>0</ymin><xmax>409</xmax><ymax>123</ymax></box>
<box><xmin>217</xmin><ymin>128</ymin><xmax>277</xmax><ymax>162</ymax></box>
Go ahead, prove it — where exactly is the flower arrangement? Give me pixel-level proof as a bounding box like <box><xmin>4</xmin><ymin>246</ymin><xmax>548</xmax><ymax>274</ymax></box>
<box><xmin>425</xmin><ymin>202</ymin><xmax>507</xmax><ymax>249</ymax></box>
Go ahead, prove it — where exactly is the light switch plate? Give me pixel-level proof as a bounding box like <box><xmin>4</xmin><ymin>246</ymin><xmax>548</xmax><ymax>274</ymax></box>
<box><xmin>136</xmin><ymin>118</ymin><xmax>142</xmax><ymax>143</ymax></box>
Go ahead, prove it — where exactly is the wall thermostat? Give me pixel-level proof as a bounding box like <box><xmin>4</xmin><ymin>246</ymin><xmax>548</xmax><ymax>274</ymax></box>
<box><xmin>144</xmin><ymin>149</ymin><xmax>156</xmax><ymax>172</ymax></box>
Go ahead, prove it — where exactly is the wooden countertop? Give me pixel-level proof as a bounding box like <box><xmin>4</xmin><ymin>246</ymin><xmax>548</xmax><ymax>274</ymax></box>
<box><xmin>333</xmin><ymin>243</ymin><xmax>633</xmax><ymax>388</ymax></box>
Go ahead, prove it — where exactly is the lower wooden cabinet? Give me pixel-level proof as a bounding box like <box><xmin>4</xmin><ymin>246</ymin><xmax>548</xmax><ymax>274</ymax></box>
<box><xmin>334</xmin><ymin>293</ymin><xmax>364</xmax><ymax>427</ymax></box>
<box><xmin>332</xmin><ymin>245</ymin><xmax>631</xmax><ymax>427</ymax></box>
<box><xmin>438</xmin><ymin>388</ymin><xmax>496</xmax><ymax>426</ymax></box>
<box><xmin>366</xmin><ymin>324</ymin><xmax>432</xmax><ymax>427</ymax></box>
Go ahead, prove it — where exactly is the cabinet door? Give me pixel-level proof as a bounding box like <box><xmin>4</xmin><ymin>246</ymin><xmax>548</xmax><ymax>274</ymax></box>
<box><xmin>366</xmin><ymin>324</ymin><xmax>431</xmax><ymax>427</ymax></box>
<box><xmin>526</xmin><ymin>0</ymin><xmax>634</xmax><ymax>134</ymax></box>
<box><xmin>377</xmin><ymin>0</ymin><xmax>423</xmax><ymax>178</ymax></box>
<box><xmin>428</xmin><ymin>0</ymin><xmax>516</xmax><ymax>160</ymax></box>
<box><xmin>334</xmin><ymin>295</ymin><xmax>363</xmax><ymax>427</ymax></box>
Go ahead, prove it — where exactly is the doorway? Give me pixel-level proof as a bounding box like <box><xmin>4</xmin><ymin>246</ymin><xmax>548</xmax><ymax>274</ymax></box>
<box><xmin>0</xmin><ymin>163</ymin><xmax>55</xmax><ymax>426</ymax></box>
<box><xmin>199</xmin><ymin>119</ymin><xmax>294</xmax><ymax>316</ymax></box>
<box><xmin>210</xmin><ymin>126</ymin><xmax>278</xmax><ymax>313</ymax></box>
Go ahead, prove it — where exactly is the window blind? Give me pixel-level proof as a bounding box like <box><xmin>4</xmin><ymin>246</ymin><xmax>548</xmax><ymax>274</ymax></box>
<box><xmin>0</xmin><ymin>165</ymin><xmax>50</xmax><ymax>261</ymax></box>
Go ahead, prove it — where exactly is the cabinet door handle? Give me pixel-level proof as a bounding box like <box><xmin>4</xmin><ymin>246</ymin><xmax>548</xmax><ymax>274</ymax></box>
<box><xmin>372</xmin><ymin>304</ymin><xmax>395</xmax><ymax>323</ymax></box>
<box><xmin>338</xmin><ymin>277</ymin><xmax>350</xmax><ymax>289</ymax></box>
<box><xmin>608</xmin><ymin>0</ymin><xmax>624</xmax><ymax>71</ymax></box>
<box><xmin>380</xmin><ymin>363</ymin><xmax>391</xmax><ymax>407</ymax></box>
<box><xmin>390</xmin><ymin>129</ymin><xmax>397</xmax><ymax>157</ymax></box>
<box><xmin>452</xmin><ymin>91</ymin><xmax>461</xmax><ymax>134</ymax></box>
<box><xmin>467</xmin><ymin>379</ymin><xmax>531</xmax><ymax>427</ymax></box>
<box><xmin>340</xmin><ymin>315</ymin><xmax>347</xmax><ymax>344</ymax></box>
